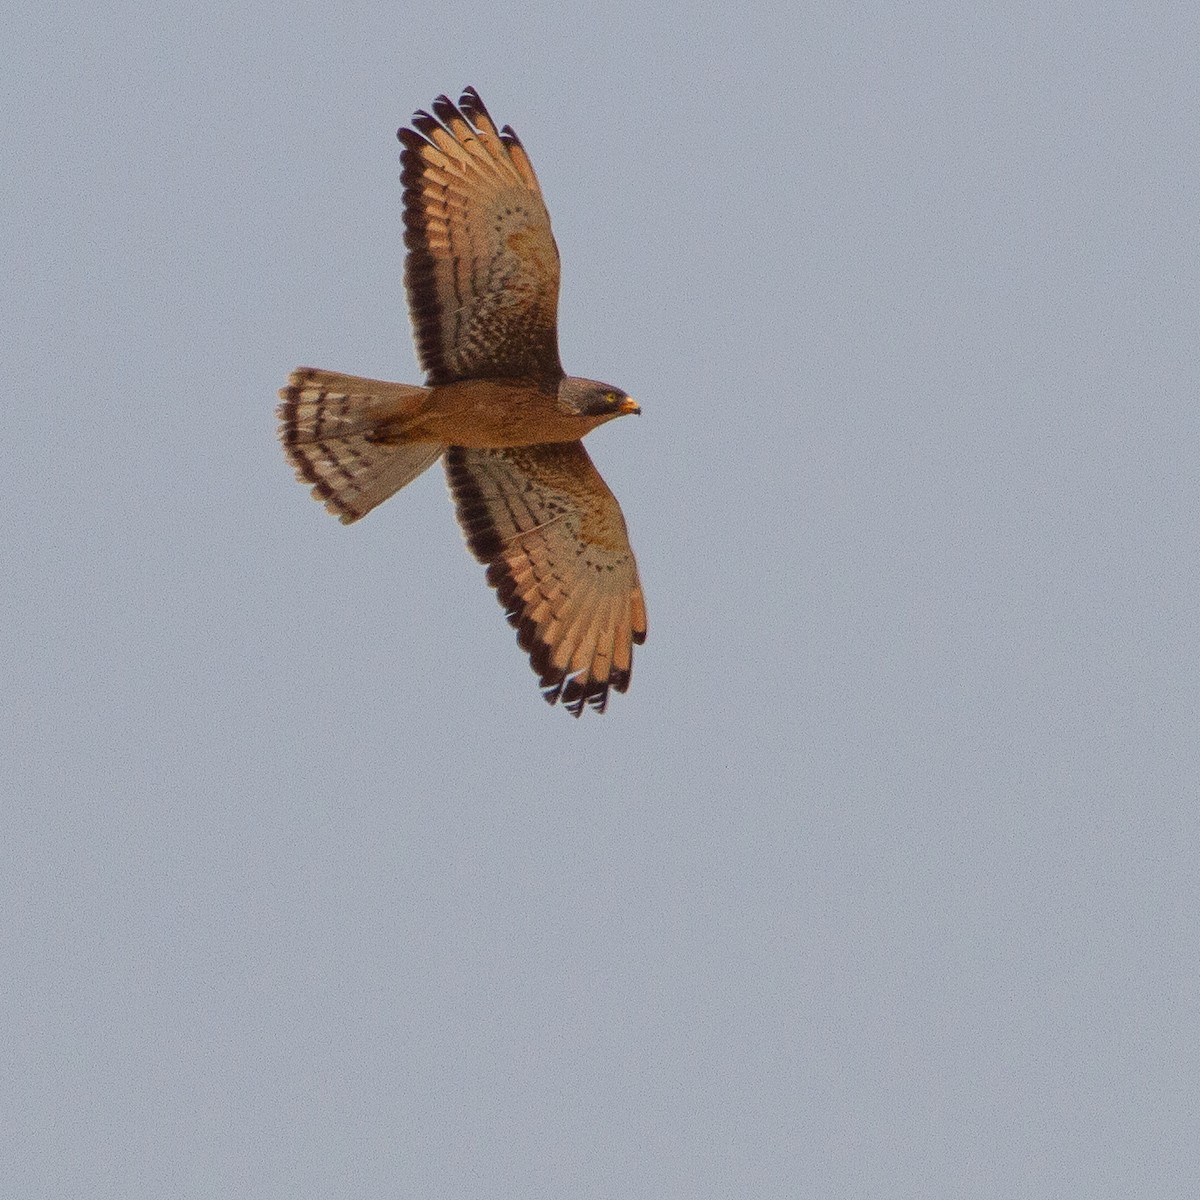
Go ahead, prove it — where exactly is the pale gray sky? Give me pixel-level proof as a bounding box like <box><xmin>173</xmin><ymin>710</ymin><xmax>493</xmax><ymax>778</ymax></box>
<box><xmin>6</xmin><ymin>1</ymin><xmax>1198</xmax><ymax>1196</ymax></box>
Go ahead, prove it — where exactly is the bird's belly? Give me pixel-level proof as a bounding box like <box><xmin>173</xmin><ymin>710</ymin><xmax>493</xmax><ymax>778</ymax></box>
<box><xmin>421</xmin><ymin>381</ymin><xmax>593</xmax><ymax>447</ymax></box>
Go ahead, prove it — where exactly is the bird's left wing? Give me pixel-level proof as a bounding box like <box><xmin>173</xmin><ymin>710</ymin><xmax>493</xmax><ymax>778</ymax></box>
<box><xmin>445</xmin><ymin>443</ymin><xmax>646</xmax><ymax>715</ymax></box>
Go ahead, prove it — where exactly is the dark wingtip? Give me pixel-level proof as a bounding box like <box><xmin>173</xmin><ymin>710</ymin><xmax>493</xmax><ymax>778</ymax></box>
<box><xmin>459</xmin><ymin>87</ymin><xmax>491</xmax><ymax>123</ymax></box>
<box><xmin>430</xmin><ymin>95</ymin><xmax>459</xmax><ymax>124</ymax></box>
<box><xmin>561</xmin><ymin>673</ymin><xmax>612</xmax><ymax>717</ymax></box>
<box><xmin>410</xmin><ymin>109</ymin><xmax>442</xmax><ymax>140</ymax></box>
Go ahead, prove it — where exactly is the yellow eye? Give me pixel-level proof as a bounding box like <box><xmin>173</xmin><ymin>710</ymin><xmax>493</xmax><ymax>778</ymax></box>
<box><xmin>605</xmin><ymin>391</ymin><xmax>617</xmax><ymax>402</ymax></box>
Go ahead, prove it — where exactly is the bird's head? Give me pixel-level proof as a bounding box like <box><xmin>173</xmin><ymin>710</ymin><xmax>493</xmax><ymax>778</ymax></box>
<box><xmin>560</xmin><ymin>377</ymin><xmax>641</xmax><ymax>421</ymax></box>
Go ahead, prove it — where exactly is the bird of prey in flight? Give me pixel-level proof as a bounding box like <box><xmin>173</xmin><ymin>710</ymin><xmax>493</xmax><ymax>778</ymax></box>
<box><xmin>278</xmin><ymin>89</ymin><xmax>646</xmax><ymax>716</ymax></box>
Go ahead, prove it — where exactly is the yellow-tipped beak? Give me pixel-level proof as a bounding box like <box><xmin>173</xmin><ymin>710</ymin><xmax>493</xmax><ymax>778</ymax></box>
<box><xmin>619</xmin><ymin>396</ymin><xmax>642</xmax><ymax>416</ymax></box>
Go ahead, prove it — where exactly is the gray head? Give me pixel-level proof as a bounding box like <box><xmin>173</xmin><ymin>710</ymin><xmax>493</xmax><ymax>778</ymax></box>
<box><xmin>559</xmin><ymin>376</ymin><xmax>641</xmax><ymax>419</ymax></box>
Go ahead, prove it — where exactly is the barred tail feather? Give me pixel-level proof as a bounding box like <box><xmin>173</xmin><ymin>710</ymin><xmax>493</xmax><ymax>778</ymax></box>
<box><xmin>277</xmin><ymin>367</ymin><xmax>442</xmax><ymax>524</ymax></box>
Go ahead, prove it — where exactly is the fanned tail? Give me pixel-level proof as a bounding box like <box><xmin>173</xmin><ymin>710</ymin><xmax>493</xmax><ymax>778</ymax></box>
<box><xmin>277</xmin><ymin>367</ymin><xmax>442</xmax><ymax>523</ymax></box>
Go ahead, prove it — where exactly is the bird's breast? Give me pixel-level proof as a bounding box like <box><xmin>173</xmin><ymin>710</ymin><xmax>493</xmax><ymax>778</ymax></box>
<box><xmin>422</xmin><ymin>379</ymin><xmax>600</xmax><ymax>447</ymax></box>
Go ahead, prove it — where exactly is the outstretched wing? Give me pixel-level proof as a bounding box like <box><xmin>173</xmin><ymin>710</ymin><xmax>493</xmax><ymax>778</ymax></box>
<box><xmin>445</xmin><ymin>443</ymin><xmax>647</xmax><ymax>716</ymax></box>
<box><xmin>399</xmin><ymin>88</ymin><xmax>562</xmax><ymax>385</ymax></box>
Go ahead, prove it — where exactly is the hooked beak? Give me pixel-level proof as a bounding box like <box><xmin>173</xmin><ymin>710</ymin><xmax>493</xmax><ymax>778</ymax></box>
<box><xmin>618</xmin><ymin>396</ymin><xmax>642</xmax><ymax>416</ymax></box>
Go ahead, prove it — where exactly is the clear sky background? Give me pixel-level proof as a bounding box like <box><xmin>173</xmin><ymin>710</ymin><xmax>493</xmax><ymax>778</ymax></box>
<box><xmin>5</xmin><ymin>1</ymin><xmax>1197</xmax><ymax>1196</ymax></box>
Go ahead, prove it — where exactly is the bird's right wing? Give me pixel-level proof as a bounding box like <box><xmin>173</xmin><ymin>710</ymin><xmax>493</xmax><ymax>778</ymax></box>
<box><xmin>399</xmin><ymin>89</ymin><xmax>563</xmax><ymax>384</ymax></box>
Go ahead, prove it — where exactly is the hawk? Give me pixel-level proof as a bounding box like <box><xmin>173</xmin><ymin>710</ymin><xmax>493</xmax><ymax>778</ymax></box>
<box><xmin>278</xmin><ymin>88</ymin><xmax>646</xmax><ymax>716</ymax></box>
